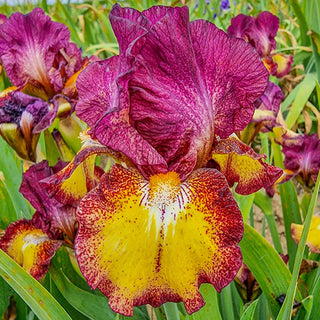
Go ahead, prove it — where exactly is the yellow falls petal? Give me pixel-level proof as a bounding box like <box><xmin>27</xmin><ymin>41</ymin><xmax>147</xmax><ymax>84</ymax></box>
<box><xmin>75</xmin><ymin>165</ymin><xmax>243</xmax><ymax>316</ymax></box>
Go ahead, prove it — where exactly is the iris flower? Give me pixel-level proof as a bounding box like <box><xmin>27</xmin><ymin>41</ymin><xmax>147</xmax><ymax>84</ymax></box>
<box><xmin>227</xmin><ymin>11</ymin><xmax>293</xmax><ymax>78</ymax></box>
<box><xmin>0</xmin><ymin>219</ymin><xmax>62</xmax><ymax>280</ymax></box>
<box><xmin>0</xmin><ymin>8</ymin><xmax>90</xmax><ymax>161</ymax></box>
<box><xmin>227</xmin><ymin>11</ymin><xmax>290</xmax><ymax>143</ymax></box>
<box><xmin>2</xmin><ymin>4</ymin><xmax>282</xmax><ymax>316</ymax></box>
<box><xmin>39</xmin><ymin>5</ymin><xmax>282</xmax><ymax>315</ymax></box>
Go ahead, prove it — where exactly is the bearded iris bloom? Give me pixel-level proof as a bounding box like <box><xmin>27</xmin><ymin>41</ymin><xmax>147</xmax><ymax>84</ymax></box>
<box><xmin>227</xmin><ymin>11</ymin><xmax>293</xmax><ymax>78</ymax></box>
<box><xmin>227</xmin><ymin>12</ymin><xmax>290</xmax><ymax>144</ymax></box>
<box><xmin>2</xmin><ymin>4</ymin><xmax>283</xmax><ymax>316</ymax></box>
<box><xmin>0</xmin><ymin>145</ymin><xmax>106</xmax><ymax>277</ymax></box>
<box><xmin>31</xmin><ymin>4</ymin><xmax>283</xmax><ymax>316</ymax></box>
<box><xmin>0</xmin><ymin>219</ymin><xmax>62</xmax><ymax>280</ymax></box>
<box><xmin>0</xmin><ymin>8</ymin><xmax>91</xmax><ymax>161</ymax></box>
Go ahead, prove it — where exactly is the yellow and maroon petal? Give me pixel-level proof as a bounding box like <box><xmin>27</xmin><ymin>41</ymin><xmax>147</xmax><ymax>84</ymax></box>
<box><xmin>211</xmin><ymin>137</ymin><xmax>282</xmax><ymax>195</ymax></box>
<box><xmin>291</xmin><ymin>216</ymin><xmax>320</xmax><ymax>253</ymax></box>
<box><xmin>41</xmin><ymin>143</ymin><xmax>123</xmax><ymax>205</ymax></box>
<box><xmin>0</xmin><ymin>219</ymin><xmax>62</xmax><ymax>279</ymax></box>
<box><xmin>75</xmin><ymin>164</ymin><xmax>243</xmax><ymax>316</ymax></box>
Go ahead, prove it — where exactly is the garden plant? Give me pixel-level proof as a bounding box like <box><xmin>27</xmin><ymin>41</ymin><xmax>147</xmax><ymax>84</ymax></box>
<box><xmin>0</xmin><ymin>0</ymin><xmax>320</xmax><ymax>319</ymax></box>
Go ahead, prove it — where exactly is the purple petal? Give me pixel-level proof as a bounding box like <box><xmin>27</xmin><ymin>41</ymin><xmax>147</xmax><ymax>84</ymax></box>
<box><xmin>76</xmin><ymin>57</ymin><xmax>168</xmax><ymax>178</ymax></box>
<box><xmin>19</xmin><ymin>160</ymin><xmax>77</xmax><ymax>240</ymax></box>
<box><xmin>228</xmin><ymin>11</ymin><xmax>279</xmax><ymax>57</ymax></box>
<box><xmin>227</xmin><ymin>14</ymin><xmax>253</xmax><ymax>39</ymax></box>
<box><xmin>109</xmin><ymin>4</ymin><xmax>150</xmax><ymax>74</ymax></box>
<box><xmin>282</xmin><ymin>133</ymin><xmax>320</xmax><ymax>187</ymax></box>
<box><xmin>76</xmin><ymin>57</ymin><xmax>120</xmax><ymax>128</ymax></box>
<box><xmin>0</xmin><ymin>8</ymin><xmax>82</xmax><ymax>97</ymax></box>
<box><xmin>190</xmin><ymin>20</ymin><xmax>269</xmax><ymax>138</ymax></box>
<box><xmin>0</xmin><ymin>91</ymin><xmax>56</xmax><ymax>132</ymax></box>
<box><xmin>126</xmin><ymin>6</ymin><xmax>215</xmax><ymax>178</ymax></box>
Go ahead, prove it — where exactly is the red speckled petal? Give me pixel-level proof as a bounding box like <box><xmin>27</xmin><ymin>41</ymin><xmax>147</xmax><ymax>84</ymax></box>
<box><xmin>212</xmin><ymin>137</ymin><xmax>282</xmax><ymax>194</ymax></box>
<box><xmin>75</xmin><ymin>164</ymin><xmax>243</xmax><ymax>316</ymax></box>
<box><xmin>0</xmin><ymin>219</ymin><xmax>62</xmax><ymax>279</ymax></box>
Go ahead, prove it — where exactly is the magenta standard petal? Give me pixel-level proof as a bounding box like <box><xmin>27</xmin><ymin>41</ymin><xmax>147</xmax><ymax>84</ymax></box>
<box><xmin>0</xmin><ymin>8</ymin><xmax>82</xmax><ymax>96</ymax></box>
<box><xmin>109</xmin><ymin>4</ymin><xmax>150</xmax><ymax>73</ymax></box>
<box><xmin>251</xmin><ymin>12</ymin><xmax>279</xmax><ymax>57</ymax></box>
<box><xmin>127</xmin><ymin>6</ymin><xmax>215</xmax><ymax>179</ymax></box>
<box><xmin>76</xmin><ymin>57</ymin><xmax>168</xmax><ymax>178</ymax></box>
<box><xmin>190</xmin><ymin>20</ymin><xmax>269</xmax><ymax>138</ymax></box>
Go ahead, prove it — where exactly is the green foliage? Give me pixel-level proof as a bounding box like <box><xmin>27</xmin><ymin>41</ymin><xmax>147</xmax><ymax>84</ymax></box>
<box><xmin>0</xmin><ymin>1</ymin><xmax>320</xmax><ymax>320</ymax></box>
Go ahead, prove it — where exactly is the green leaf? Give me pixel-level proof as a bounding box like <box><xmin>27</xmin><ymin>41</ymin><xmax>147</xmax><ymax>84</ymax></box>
<box><xmin>0</xmin><ymin>277</ymin><xmax>14</xmax><ymax>318</ymax></box>
<box><xmin>310</xmin><ymin>268</ymin><xmax>320</xmax><ymax>319</ymax></box>
<box><xmin>288</xmin><ymin>0</ymin><xmax>310</xmax><ymax>46</ymax></box>
<box><xmin>163</xmin><ymin>302</ymin><xmax>180</xmax><ymax>320</ymax></box>
<box><xmin>300</xmin><ymin>296</ymin><xmax>313</xmax><ymax>320</ymax></box>
<box><xmin>54</xmin><ymin>0</ymin><xmax>82</xmax><ymax>46</ymax></box>
<box><xmin>0</xmin><ymin>138</ymin><xmax>33</xmax><ymax>222</ymax></box>
<box><xmin>276</xmin><ymin>171</ymin><xmax>320</xmax><ymax>320</ymax></box>
<box><xmin>254</xmin><ymin>191</ymin><xmax>283</xmax><ymax>253</ymax></box>
<box><xmin>240</xmin><ymin>223</ymin><xmax>302</xmax><ymax>318</ymax></box>
<box><xmin>0</xmin><ymin>249</ymin><xmax>71</xmax><ymax>320</ymax></box>
<box><xmin>285</xmin><ymin>73</ymin><xmax>316</xmax><ymax>129</ymax></box>
<box><xmin>235</xmin><ymin>193</ymin><xmax>255</xmax><ymax>223</ymax></box>
<box><xmin>240</xmin><ymin>299</ymin><xmax>259</xmax><ymax>320</ymax></box>
<box><xmin>279</xmin><ymin>181</ymin><xmax>302</xmax><ymax>270</ymax></box>
<box><xmin>49</xmin><ymin>266</ymin><xmax>115</xmax><ymax>320</ymax></box>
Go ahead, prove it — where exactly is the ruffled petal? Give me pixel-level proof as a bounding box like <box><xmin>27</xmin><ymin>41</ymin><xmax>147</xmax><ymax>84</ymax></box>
<box><xmin>76</xmin><ymin>57</ymin><xmax>168</xmax><ymax>178</ymax></box>
<box><xmin>0</xmin><ymin>8</ymin><xmax>82</xmax><ymax>97</ymax></box>
<box><xmin>75</xmin><ymin>164</ymin><xmax>243</xmax><ymax>316</ymax></box>
<box><xmin>291</xmin><ymin>216</ymin><xmax>320</xmax><ymax>253</ymax></box>
<box><xmin>211</xmin><ymin>137</ymin><xmax>283</xmax><ymax>194</ymax></box>
<box><xmin>0</xmin><ymin>219</ymin><xmax>62</xmax><ymax>279</ymax></box>
<box><xmin>76</xmin><ymin>57</ymin><xmax>119</xmax><ymax>128</ymax></box>
<box><xmin>227</xmin><ymin>14</ymin><xmax>253</xmax><ymax>39</ymax></box>
<box><xmin>126</xmin><ymin>6</ymin><xmax>215</xmax><ymax>178</ymax></box>
<box><xmin>190</xmin><ymin>20</ymin><xmax>269</xmax><ymax>138</ymax></box>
